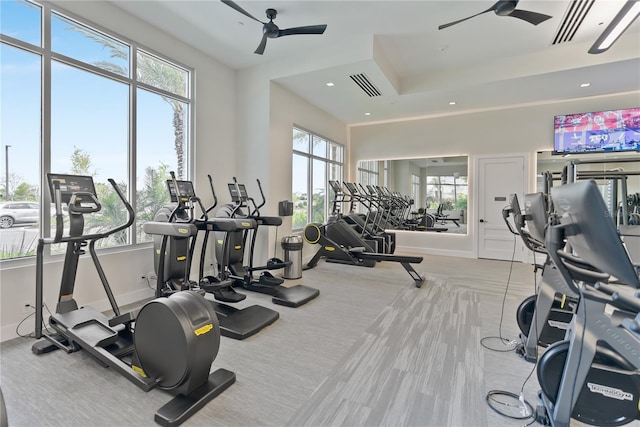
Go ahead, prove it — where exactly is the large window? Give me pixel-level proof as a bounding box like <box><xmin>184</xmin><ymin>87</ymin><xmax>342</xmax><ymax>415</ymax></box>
<box><xmin>411</xmin><ymin>174</ymin><xmax>420</xmax><ymax>208</ymax></box>
<box><xmin>426</xmin><ymin>174</ymin><xmax>468</xmax><ymax>210</ymax></box>
<box><xmin>358</xmin><ymin>161</ymin><xmax>379</xmax><ymax>187</ymax></box>
<box><xmin>292</xmin><ymin>128</ymin><xmax>343</xmax><ymax>229</ymax></box>
<box><xmin>0</xmin><ymin>0</ymin><xmax>192</xmax><ymax>259</ymax></box>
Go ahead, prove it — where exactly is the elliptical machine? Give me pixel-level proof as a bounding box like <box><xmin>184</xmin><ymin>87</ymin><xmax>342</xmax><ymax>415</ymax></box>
<box><xmin>143</xmin><ymin>173</ymin><xmax>279</xmax><ymax>339</ymax></box>
<box><xmin>502</xmin><ymin>193</ymin><xmax>576</xmax><ymax>362</ymax></box>
<box><xmin>32</xmin><ymin>173</ymin><xmax>235</xmax><ymax>426</ymax></box>
<box><xmin>213</xmin><ymin>178</ymin><xmax>319</xmax><ymax>307</ymax></box>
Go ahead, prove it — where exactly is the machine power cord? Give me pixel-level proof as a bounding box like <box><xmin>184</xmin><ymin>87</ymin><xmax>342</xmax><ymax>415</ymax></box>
<box><xmin>480</xmin><ymin>234</ymin><xmax>518</xmax><ymax>352</ymax></box>
<box><xmin>16</xmin><ymin>302</ymin><xmax>54</xmax><ymax>338</ymax></box>
<box><xmin>486</xmin><ymin>389</ymin><xmax>535</xmax><ymax>423</ymax></box>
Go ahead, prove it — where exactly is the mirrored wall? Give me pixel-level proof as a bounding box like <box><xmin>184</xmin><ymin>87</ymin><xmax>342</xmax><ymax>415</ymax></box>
<box><xmin>536</xmin><ymin>150</ymin><xmax>640</xmax><ymax>226</ymax></box>
<box><xmin>354</xmin><ymin>156</ymin><xmax>468</xmax><ymax>234</ymax></box>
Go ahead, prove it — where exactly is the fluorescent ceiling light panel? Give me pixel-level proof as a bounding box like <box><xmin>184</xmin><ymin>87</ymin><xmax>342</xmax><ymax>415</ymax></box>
<box><xmin>589</xmin><ymin>0</ymin><xmax>640</xmax><ymax>54</ymax></box>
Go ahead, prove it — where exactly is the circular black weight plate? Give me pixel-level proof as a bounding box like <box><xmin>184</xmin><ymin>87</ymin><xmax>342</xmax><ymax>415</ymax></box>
<box><xmin>516</xmin><ymin>295</ymin><xmax>536</xmax><ymax>337</ymax></box>
<box><xmin>134</xmin><ymin>291</ymin><xmax>220</xmax><ymax>392</ymax></box>
<box><xmin>537</xmin><ymin>340</ymin><xmax>640</xmax><ymax>426</ymax></box>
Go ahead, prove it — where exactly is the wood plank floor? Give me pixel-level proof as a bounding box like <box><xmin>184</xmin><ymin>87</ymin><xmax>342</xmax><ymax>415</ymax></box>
<box><xmin>0</xmin><ymin>253</ymin><xmax>588</xmax><ymax>426</ymax></box>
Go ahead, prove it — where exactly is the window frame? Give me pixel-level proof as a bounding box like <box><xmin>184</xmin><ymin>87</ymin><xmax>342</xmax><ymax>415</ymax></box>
<box><xmin>426</xmin><ymin>174</ymin><xmax>468</xmax><ymax>210</ymax></box>
<box><xmin>292</xmin><ymin>126</ymin><xmax>343</xmax><ymax>230</ymax></box>
<box><xmin>0</xmin><ymin>0</ymin><xmax>194</xmax><ymax>263</ymax></box>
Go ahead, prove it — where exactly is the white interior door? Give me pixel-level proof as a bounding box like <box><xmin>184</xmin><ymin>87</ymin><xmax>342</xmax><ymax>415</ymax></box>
<box><xmin>478</xmin><ymin>155</ymin><xmax>527</xmax><ymax>261</ymax></box>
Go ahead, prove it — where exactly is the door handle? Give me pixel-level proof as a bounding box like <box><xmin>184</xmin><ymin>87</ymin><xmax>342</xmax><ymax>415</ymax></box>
<box><xmin>479</xmin><ymin>219</ymin><xmax>486</xmax><ymax>223</ymax></box>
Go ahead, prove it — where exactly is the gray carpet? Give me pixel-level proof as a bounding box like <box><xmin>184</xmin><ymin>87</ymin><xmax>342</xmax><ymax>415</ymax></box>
<box><xmin>0</xmin><ymin>254</ymin><xmax>578</xmax><ymax>426</ymax></box>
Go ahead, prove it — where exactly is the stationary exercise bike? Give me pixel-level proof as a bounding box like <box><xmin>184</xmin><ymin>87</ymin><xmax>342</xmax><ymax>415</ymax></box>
<box><xmin>502</xmin><ymin>193</ymin><xmax>576</xmax><ymax>362</ymax></box>
<box><xmin>32</xmin><ymin>173</ymin><xmax>235</xmax><ymax>426</ymax></box>
<box><xmin>535</xmin><ymin>181</ymin><xmax>640</xmax><ymax>427</ymax></box>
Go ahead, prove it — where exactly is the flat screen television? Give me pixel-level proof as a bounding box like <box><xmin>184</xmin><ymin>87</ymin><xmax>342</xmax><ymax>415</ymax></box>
<box><xmin>553</xmin><ymin>107</ymin><xmax>640</xmax><ymax>155</ymax></box>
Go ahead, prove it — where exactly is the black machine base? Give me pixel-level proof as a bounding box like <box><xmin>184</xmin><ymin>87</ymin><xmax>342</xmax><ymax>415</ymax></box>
<box><xmin>241</xmin><ymin>282</ymin><xmax>320</xmax><ymax>307</ymax></box>
<box><xmin>155</xmin><ymin>368</ymin><xmax>236</xmax><ymax>427</ymax></box>
<box><xmin>272</xmin><ymin>285</ymin><xmax>319</xmax><ymax>307</ymax></box>
<box><xmin>208</xmin><ymin>301</ymin><xmax>279</xmax><ymax>340</ymax></box>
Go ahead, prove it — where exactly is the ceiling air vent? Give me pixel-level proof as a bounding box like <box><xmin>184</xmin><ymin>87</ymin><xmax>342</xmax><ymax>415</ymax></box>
<box><xmin>552</xmin><ymin>0</ymin><xmax>595</xmax><ymax>45</ymax></box>
<box><xmin>349</xmin><ymin>73</ymin><xmax>382</xmax><ymax>97</ymax></box>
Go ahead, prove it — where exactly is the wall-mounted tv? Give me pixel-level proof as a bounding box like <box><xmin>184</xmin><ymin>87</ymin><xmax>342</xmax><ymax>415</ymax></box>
<box><xmin>553</xmin><ymin>107</ymin><xmax>640</xmax><ymax>155</ymax></box>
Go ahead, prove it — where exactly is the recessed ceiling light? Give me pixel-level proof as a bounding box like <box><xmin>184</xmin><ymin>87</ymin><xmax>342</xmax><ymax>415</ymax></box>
<box><xmin>364</xmin><ymin>112</ymin><xmax>371</xmax><ymax>116</ymax></box>
<box><xmin>449</xmin><ymin>101</ymin><xmax>456</xmax><ymax>105</ymax></box>
<box><xmin>580</xmin><ymin>83</ymin><xmax>591</xmax><ymax>88</ymax></box>
<box><xmin>326</xmin><ymin>82</ymin><xmax>335</xmax><ymax>87</ymax></box>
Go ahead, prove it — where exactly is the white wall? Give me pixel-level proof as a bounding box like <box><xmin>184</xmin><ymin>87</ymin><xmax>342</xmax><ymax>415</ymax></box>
<box><xmin>231</xmin><ymin>78</ymin><xmax>348</xmax><ymax>264</ymax></box>
<box><xmin>1</xmin><ymin>1</ymin><xmax>237</xmax><ymax>341</ymax></box>
<box><xmin>350</xmin><ymin>92</ymin><xmax>640</xmax><ymax>257</ymax></box>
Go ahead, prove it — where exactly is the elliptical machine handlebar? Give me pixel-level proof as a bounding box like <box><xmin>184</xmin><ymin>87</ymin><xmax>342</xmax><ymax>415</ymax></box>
<box><xmin>168</xmin><ymin>171</ymin><xmax>208</xmax><ymax>223</ymax></box>
<box><xmin>252</xmin><ymin>179</ymin><xmax>266</xmax><ymax>216</ymax></box>
<box><xmin>48</xmin><ymin>177</ymin><xmax>134</xmax><ymax>244</ymax></box>
<box><xmin>206</xmin><ymin>174</ymin><xmax>218</xmax><ymax>215</ymax></box>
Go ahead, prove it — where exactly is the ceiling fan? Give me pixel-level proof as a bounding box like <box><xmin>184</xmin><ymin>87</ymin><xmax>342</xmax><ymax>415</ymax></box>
<box><xmin>438</xmin><ymin>0</ymin><xmax>552</xmax><ymax>30</ymax></box>
<box><xmin>221</xmin><ymin>0</ymin><xmax>327</xmax><ymax>55</ymax></box>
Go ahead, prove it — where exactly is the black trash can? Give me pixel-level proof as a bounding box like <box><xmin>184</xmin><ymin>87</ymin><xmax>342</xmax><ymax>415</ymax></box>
<box><xmin>281</xmin><ymin>235</ymin><xmax>303</xmax><ymax>279</ymax></box>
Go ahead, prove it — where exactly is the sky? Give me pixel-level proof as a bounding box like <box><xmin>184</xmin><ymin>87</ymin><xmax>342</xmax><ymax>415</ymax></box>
<box><xmin>1</xmin><ymin>0</ymin><xmax>181</xmax><ymax>196</ymax></box>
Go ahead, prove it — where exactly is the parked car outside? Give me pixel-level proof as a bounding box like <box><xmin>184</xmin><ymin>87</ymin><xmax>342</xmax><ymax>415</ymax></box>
<box><xmin>0</xmin><ymin>202</ymin><xmax>39</xmax><ymax>228</ymax></box>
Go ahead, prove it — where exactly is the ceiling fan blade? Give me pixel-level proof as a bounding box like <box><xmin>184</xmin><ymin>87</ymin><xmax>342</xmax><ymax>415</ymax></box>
<box><xmin>508</xmin><ymin>9</ymin><xmax>553</xmax><ymax>25</ymax></box>
<box><xmin>438</xmin><ymin>7</ymin><xmax>495</xmax><ymax>30</ymax></box>
<box><xmin>221</xmin><ymin>0</ymin><xmax>264</xmax><ymax>24</ymax></box>
<box><xmin>254</xmin><ymin>33</ymin><xmax>268</xmax><ymax>55</ymax></box>
<box><xmin>278</xmin><ymin>24</ymin><xmax>327</xmax><ymax>37</ymax></box>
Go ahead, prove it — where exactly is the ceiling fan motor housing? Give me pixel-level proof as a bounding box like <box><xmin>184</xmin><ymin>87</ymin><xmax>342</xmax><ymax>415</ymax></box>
<box><xmin>495</xmin><ymin>0</ymin><xmax>518</xmax><ymax>16</ymax></box>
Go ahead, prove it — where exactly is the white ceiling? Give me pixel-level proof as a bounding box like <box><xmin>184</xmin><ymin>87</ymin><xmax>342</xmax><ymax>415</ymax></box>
<box><xmin>113</xmin><ymin>0</ymin><xmax>640</xmax><ymax>125</ymax></box>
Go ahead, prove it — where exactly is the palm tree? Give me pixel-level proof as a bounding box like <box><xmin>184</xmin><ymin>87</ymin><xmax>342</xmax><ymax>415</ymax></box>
<box><xmin>136</xmin><ymin>164</ymin><xmax>172</xmax><ymax>242</ymax></box>
<box><xmin>74</xmin><ymin>28</ymin><xmax>187</xmax><ymax>179</ymax></box>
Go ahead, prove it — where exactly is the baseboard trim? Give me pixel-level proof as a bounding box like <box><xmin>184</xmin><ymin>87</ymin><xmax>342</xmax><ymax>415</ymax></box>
<box><xmin>1</xmin><ymin>287</ymin><xmax>155</xmax><ymax>343</ymax></box>
<box><xmin>395</xmin><ymin>246</ymin><xmax>475</xmax><ymax>259</ymax></box>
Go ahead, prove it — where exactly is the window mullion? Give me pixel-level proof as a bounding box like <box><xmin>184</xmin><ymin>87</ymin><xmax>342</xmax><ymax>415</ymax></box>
<box><xmin>41</xmin><ymin>2</ymin><xmax>52</xmax><ymax>243</ymax></box>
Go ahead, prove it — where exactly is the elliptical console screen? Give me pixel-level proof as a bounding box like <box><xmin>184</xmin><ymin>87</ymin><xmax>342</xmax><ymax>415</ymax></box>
<box><xmin>329</xmin><ymin>180</ymin><xmax>342</xmax><ymax>193</ymax></box>
<box><xmin>237</xmin><ymin>184</ymin><xmax>248</xmax><ymax>201</ymax></box>
<box><xmin>47</xmin><ymin>174</ymin><xmax>97</xmax><ymax>204</ymax></box>
<box><xmin>166</xmin><ymin>180</ymin><xmax>195</xmax><ymax>202</ymax></box>
<box><xmin>228</xmin><ymin>183</ymin><xmax>240</xmax><ymax>202</ymax></box>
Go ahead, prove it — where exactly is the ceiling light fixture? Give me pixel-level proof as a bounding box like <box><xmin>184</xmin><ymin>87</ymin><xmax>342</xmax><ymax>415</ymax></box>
<box><xmin>364</xmin><ymin>112</ymin><xmax>371</xmax><ymax>116</ymax></box>
<box><xmin>326</xmin><ymin>82</ymin><xmax>335</xmax><ymax>87</ymax></box>
<box><xmin>580</xmin><ymin>83</ymin><xmax>591</xmax><ymax>87</ymax></box>
<box><xmin>589</xmin><ymin>0</ymin><xmax>640</xmax><ymax>54</ymax></box>
<box><xmin>449</xmin><ymin>101</ymin><xmax>456</xmax><ymax>105</ymax></box>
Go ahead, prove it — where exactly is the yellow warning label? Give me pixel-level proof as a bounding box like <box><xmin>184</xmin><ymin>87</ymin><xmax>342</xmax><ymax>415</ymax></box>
<box><xmin>131</xmin><ymin>364</ymin><xmax>147</xmax><ymax>377</ymax></box>
<box><xmin>325</xmin><ymin>246</ymin><xmax>335</xmax><ymax>251</ymax></box>
<box><xmin>234</xmin><ymin>245</ymin><xmax>242</xmax><ymax>250</ymax></box>
<box><xmin>177</xmin><ymin>256</ymin><xmax>186</xmax><ymax>261</ymax></box>
<box><xmin>560</xmin><ymin>294</ymin><xmax>566</xmax><ymax>309</ymax></box>
<box><xmin>194</xmin><ymin>324</ymin><xmax>213</xmax><ymax>336</ymax></box>
<box><xmin>241</xmin><ymin>222</ymin><xmax>251</xmax><ymax>227</ymax></box>
<box><xmin>217</xmin><ymin>240</ymin><xmax>223</xmax><ymax>245</ymax></box>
